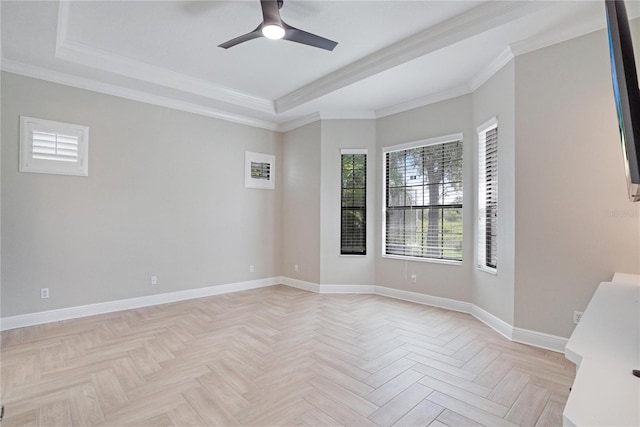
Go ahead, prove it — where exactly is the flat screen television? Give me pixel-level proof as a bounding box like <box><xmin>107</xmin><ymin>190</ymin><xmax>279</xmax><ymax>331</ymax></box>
<box><xmin>605</xmin><ymin>0</ymin><xmax>640</xmax><ymax>202</ymax></box>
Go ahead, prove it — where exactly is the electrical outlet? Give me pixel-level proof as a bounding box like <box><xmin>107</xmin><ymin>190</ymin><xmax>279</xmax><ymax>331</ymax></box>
<box><xmin>410</xmin><ymin>274</ymin><xmax>417</xmax><ymax>283</ymax></box>
<box><xmin>249</xmin><ymin>265</ymin><xmax>255</xmax><ymax>273</ymax></box>
<box><xmin>151</xmin><ymin>275</ymin><xmax>158</xmax><ymax>285</ymax></box>
<box><xmin>294</xmin><ymin>264</ymin><xmax>299</xmax><ymax>272</ymax></box>
<box><xmin>573</xmin><ymin>311</ymin><xmax>583</xmax><ymax>324</ymax></box>
<box><xmin>40</xmin><ymin>288</ymin><xmax>49</xmax><ymax>299</ymax></box>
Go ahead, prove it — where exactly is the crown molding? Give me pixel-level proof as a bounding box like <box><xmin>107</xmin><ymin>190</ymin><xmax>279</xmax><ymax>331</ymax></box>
<box><xmin>510</xmin><ymin>7</ymin><xmax>640</xmax><ymax>58</ymax></box>
<box><xmin>55</xmin><ymin>2</ymin><xmax>274</xmax><ymax>115</ymax></box>
<box><xmin>510</xmin><ymin>11</ymin><xmax>605</xmax><ymax>57</ymax></box>
<box><xmin>274</xmin><ymin>1</ymin><xmax>552</xmax><ymax>114</ymax></box>
<box><xmin>277</xmin><ymin>113</ymin><xmax>321</xmax><ymax>133</ymax></box>
<box><xmin>375</xmin><ymin>84</ymin><xmax>473</xmax><ymax>119</ymax></box>
<box><xmin>468</xmin><ymin>47</ymin><xmax>514</xmax><ymax>92</ymax></box>
<box><xmin>320</xmin><ymin>111</ymin><xmax>376</xmax><ymax>120</ymax></box>
<box><xmin>1</xmin><ymin>60</ymin><xmax>279</xmax><ymax>131</ymax></box>
<box><xmin>277</xmin><ymin>110</ymin><xmax>377</xmax><ymax>132</ymax></box>
<box><xmin>374</xmin><ymin>46</ymin><xmax>515</xmax><ymax>119</ymax></box>
<box><xmin>55</xmin><ymin>40</ymin><xmax>275</xmax><ymax>114</ymax></box>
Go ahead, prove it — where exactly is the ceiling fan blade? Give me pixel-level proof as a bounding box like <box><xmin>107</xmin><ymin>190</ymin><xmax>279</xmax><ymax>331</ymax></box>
<box><xmin>218</xmin><ymin>26</ymin><xmax>263</xmax><ymax>49</ymax></box>
<box><xmin>260</xmin><ymin>0</ymin><xmax>283</xmax><ymax>25</ymax></box>
<box><xmin>282</xmin><ymin>22</ymin><xmax>338</xmax><ymax>51</ymax></box>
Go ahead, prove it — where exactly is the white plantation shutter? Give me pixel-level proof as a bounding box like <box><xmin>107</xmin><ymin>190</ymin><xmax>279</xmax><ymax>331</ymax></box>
<box><xmin>478</xmin><ymin>118</ymin><xmax>498</xmax><ymax>272</ymax></box>
<box><xmin>20</xmin><ymin>116</ymin><xmax>89</xmax><ymax>176</ymax></box>
<box><xmin>32</xmin><ymin>131</ymin><xmax>80</xmax><ymax>162</ymax></box>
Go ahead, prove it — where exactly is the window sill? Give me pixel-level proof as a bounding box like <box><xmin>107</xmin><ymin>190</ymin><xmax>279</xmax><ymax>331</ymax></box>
<box><xmin>382</xmin><ymin>254</ymin><xmax>462</xmax><ymax>266</ymax></box>
<box><xmin>477</xmin><ymin>266</ymin><xmax>498</xmax><ymax>275</ymax></box>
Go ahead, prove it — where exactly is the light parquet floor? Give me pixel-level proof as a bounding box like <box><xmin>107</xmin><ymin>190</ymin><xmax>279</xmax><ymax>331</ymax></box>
<box><xmin>0</xmin><ymin>285</ymin><xmax>575</xmax><ymax>426</ymax></box>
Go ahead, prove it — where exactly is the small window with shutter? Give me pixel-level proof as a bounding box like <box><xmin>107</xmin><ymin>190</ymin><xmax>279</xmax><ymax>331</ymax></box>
<box><xmin>341</xmin><ymin>149</ymin><xmax>367</xmax><ymax>255</ymax></box>
<box><xmin>20</xmin><ymin>116</ymin><xmax>89</xmax><ymax>176</ymax></box>
<box><xmin>477</xmin><ymin>118</ymin><xmax>498</xmax><ymax>273</ymax></box>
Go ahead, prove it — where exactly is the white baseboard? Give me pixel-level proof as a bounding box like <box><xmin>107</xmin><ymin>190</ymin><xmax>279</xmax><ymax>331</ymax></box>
<box><xmin>1</xmin><ymin>276</ymin><xmax>569</xmax><ymax>354</ymax></box>
<box><xmin>374</xmin><ymin>286</ymin><xmax>471</xmax><ymax>313</ymax></box>
<box><xmin>0</xmin><ymin>277</ymin><xmax>279</xmax><ymax>331</ymax></box>
<box><xmin>279</xmin><ymin>277</ymin><xmax>320</xmax><ymax>293</ymax></box>
<box><xmin>470</xmin><ymin>304</ymin><xmax>514</xmax><ymax>341</ymax></box>
<box><xmin>278</xmin><ymin>280</ymin><xmax>567</xmax><ymax>353</ymax></box>
<box><xmin>320</xmin><ymin>284</ymin><xmax>376</xmax><ymax>294</ymax></box>
<box><xmin>512</xmin><ymin>327</ymin><xmax>568</xmax><ymax>353</ymax></box>
<box><xmin>371</xmin><ymin>286</ymin><xmax>566</xmax><ymax>353</ymax></box>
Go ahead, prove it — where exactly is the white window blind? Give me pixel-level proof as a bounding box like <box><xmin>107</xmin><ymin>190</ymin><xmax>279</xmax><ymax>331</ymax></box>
<box><xmin>478</xmin><ymin>119</ymin><xmax>498</xmax><ymax>272</ymax></box>
<box><xmin>250</xmin><ymin>161</ymin><xmax>271</xmax><ymax>180</ymax></box>
<box><xmin>341</xmin><ymin>149</ymin><xmax>367</xmax><ymax>255</ymax></box>
<box><xmin>383</xmin><ymin>135</ymin><xmax>463</xmax><ymax>262</ymax></box>
<box><xmin>20</xmin><ymin>116</ymin><xmax>89</xmax><ymax>176</ymax></box>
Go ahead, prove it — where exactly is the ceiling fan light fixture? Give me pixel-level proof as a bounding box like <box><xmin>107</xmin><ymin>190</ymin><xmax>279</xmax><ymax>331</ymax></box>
<box><xmin>218</xmin><ymin>0</ymin><xmax>337</xmax><ymax>51</ymax></box>
<box><xmin>262</xmin><ymin>24</ymin><xmax>285</xmax><ymax>40</ymax></box>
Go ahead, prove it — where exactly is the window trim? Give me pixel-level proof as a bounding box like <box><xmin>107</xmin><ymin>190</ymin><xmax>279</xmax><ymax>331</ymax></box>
<box><xmin>381</xmin><ymin>133</ymin><xmax>464</xmax><ymax>264</ymax></box>
<box><xmin>340</xmin><ymin>148</ymin><xmax>367</xmax><ymax>256</ymax></box>
<box><xmin>244</xmin><ymin>151</ymin><xmax>275</xmax><ymax>190</ymax></box>
<box><xmin>477</xmin><ymin>117</ymin><xmax>498</xmax><ymax>275</ymax></box>
<box><xmin>19</xmin><ymin>116</ymin><xmax>89</xmax><ymax>176</ymax></box>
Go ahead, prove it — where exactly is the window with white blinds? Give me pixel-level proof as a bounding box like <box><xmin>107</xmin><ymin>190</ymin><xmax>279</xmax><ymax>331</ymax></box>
<box><xmin>20</xmin><ymin>116</ymin><xmax>89</xmax><ymax>176</ymax></box>
<box><xmin>477</xmin><ymin>118</ymin><xmax>498</xmax><ymax>272</ymax></box>
<box><xmin>383</xmin><ymin>135</ymin><xmax>463</xmax><ymax>262</ymax></box>
<box><xmin>341</xmin><ymin>149</ymin><xmax>367</xmax><ymax>255</ymax></box>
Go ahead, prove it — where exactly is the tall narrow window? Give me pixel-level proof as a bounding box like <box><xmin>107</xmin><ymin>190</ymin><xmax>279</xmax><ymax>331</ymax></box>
<box><xmin>341</xmin><ymin>149</ymin><xmax>367</xmax><ymax>255</ymax></box>
<box><xmin>383</xmin><ymin>135</ymin><xmax>463</xmax><ymax>262</ymax></box>
<box><xmin>478</xmin><ymin>118</ymin><xmax>498</xmax><ymax>272</ymax></box>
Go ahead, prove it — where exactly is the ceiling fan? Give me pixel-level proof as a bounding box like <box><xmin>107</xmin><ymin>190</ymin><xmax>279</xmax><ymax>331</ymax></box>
<box><xmin>218</xmin><ymin>0</ymin><xmax>338</xmax><ymax>51</ymax></box>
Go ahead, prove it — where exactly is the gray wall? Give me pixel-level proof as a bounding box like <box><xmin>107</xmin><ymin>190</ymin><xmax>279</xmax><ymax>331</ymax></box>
<box><xmin>281</xmin><ymin>119</ymin><xmax>377</xmax><ymax>287</ymax></box>
<box><xmin>319</xmin><ymin>120</ymin><xmax>377</xmax><ymax>286</ymax></box>
<box><xmin>281</xmin><ymin>121</ymin><xmax>321</xmax><ymax>283</ymax></box>
<box><xmin>514</xmin><ymin>29</ymin><xmax>640</xmax><ymax>337</ymax></box>
<box><xmin>472</xmin><ymin>61</ymin><xmax>516</xmax><ymax>325</ymax></box>
<box><xmin>0</xmin><ymin>35</ymin><xmax>3</xmax><ymax>321</ymax></box>
<box><xmin>375</xmin><ymin>95</ymin><xmax>474</xmax><ymax>303</ymax></box>
<box><xmin>1</xmin><ymin>72</ymin><xmax>282</xmax><ymax>317</ymax></box>
<box><xmin>3</xmin><ymin>22</ymin><xmax>639</xmax><ymax>340</ymax></box>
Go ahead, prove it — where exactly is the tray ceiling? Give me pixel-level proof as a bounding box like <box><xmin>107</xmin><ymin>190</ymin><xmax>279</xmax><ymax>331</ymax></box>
<box><xmin>1</xmin><ymin>1</ymin><xmax>624</xmax><ymax>130</ymax></box>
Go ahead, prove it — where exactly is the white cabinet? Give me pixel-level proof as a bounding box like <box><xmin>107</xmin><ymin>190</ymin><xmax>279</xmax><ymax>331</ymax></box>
<box><xmin>563</xmin><ymin>274</ymin><xmax>640</xmax><ymax>427</ymax></box>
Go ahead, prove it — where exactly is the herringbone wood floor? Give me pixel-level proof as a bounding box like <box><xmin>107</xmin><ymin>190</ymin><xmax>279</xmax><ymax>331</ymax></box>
<box><xmin>0</xmin><ymin>285</ymin><xmax>575</xmax><ymax>426</ymax></box>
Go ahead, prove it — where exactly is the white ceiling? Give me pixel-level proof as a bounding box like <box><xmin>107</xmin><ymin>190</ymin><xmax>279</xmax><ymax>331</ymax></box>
<box><xmin>0</xmin><ymin>1</ymin><xmax>629</xmax><ymax>131</ymax></box>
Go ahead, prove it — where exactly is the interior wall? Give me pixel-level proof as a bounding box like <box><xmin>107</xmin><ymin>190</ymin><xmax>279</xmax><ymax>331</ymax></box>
<box><xmin>514</xmin><ymin>28</ymin><xmax>640</xmax><ymax>338</ymax></box>
<box><xmin>319</xmin><ymin>119</ymin><xmax>376</xmax><ymax>285</ymax></box>
<box><xmin>3</xmin><ymin>19</ymin><xmax>640</xmax><ymax>341</ymax></box>
<box><xmin>0</xmin><ymin>9</ymin><xmax>3</xmax><ymax>322</ymax></box>
<box><xmin>375</xmin><ymin>95</ymin><xmax>474</xmax><ymax>302</ymax></box>
<box><xmin>471</xmin><ymin>61</ymin><xmax>516</xmax><ymax>325</ymax></box>
<box><xmin>1</xmin><ymin>72</ymin><xmax>283</xmax><ymax>317</ymax></box>
<box><xmin>281</xmin><ymin>121</ymin><xmax>321</xmax><ymax>283</ymax></box>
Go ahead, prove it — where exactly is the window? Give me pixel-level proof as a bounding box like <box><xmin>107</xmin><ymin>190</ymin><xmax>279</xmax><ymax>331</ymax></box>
<box><xmin>341</xmin><ymin>149</ymin><xmax>367</xmax><ymax>255</ymax></box>
<box><xmin>383</xmin><ymin>134</ymin><xmax>463</xmax><ymax>262</ymax></box>
<box><xmin>477</xmin><ymin>118</ymin><xmax>498</xmax><ymax>272</ymax></box>
<box><xmin>245</xmin><ymin>151</ymin><xmax>275</xmax><ymax>189</ymax></box>
<box><xmin>251</xmin><ymin>161</ymin><xmax>271</xmax><ymax>180</ymax></box>
<box><xmin>20</xmin><ymin>116</ymin><xmax>89</xmax><ymax>176</ymax></box>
